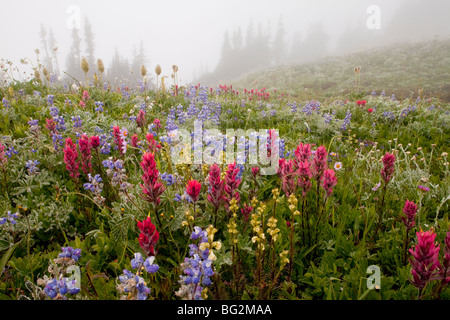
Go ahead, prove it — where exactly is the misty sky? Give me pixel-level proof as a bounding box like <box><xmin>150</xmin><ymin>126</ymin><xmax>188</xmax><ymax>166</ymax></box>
<box><xmin>0</xmin><ymin>0</ymin><xmax>431</xmax><ymax>83</ymax></box>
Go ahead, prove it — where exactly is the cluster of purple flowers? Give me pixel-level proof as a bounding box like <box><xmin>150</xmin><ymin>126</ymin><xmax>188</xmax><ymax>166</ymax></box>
<box><xmin>94</xmin><ymin>101</ymin><xmax>104</xmax><ymax>112</ymax></box>
<box><xmin>58</xmin><ymin>246</ymin><xmax>82</xmax><ymax>261</ymax></box>
<box><xmin>160</xmin><ymin>172</ymin><xmax>177</xmax><ymax>186</ymax></box>
<box><xmin>27</xmin><ymin>119</ymin><xmax>40</xmax><ymax>133</ymax></box>
<box><xmin>175</xmin><ymin>226</ymin><xmax>214</xmax><ymax>300</ymax></box>
<box><xmin>44</xmin><ymin>278</ymin><xmax>80</xmax><ymax>299</ymax></box>
<box><xmin>83</xmin><ymin>173</ymin><xmax>105</xmax><ymax>205</ymax></box>
<box><xmin>71</xmin><ymin>116</ymin><xmax>82</xmax><ymax>128</ymax></box>
<box><xmin>25</xmin><ymin>159</ymin><xmax>40</xmax><ymax>175</ymax></box>
<box><xmin>102</xmin><ymin>158</ymin><xmax>132</xmax><ymax>196</ymax></box>
<box><xmin>0</xmin><ymin>211</ymin><xmax>19</xmax><ymax>226</ymax></box>
<box><xmin>99</xmin><ymin>133</ymin><xmax>112</xmax><ymax>155</ymax></box>
<box><xmin>340</xmin><ymin>110</ymin><xmax>352</xmax><ymax>130</ymax></box>
<box><xmin>42</xmin><ymin>247</ymin><xmax>82</xmax><ymax>300</ymax></box>
<box><xmin>116</xmin><ymin>253</ymin><xmax>159</xmax><ymax>300</ymax></box>
<box><xmin>1</xmin><ymin>98</ymin><xmax>11</xmax><ymax>108</ymax></box>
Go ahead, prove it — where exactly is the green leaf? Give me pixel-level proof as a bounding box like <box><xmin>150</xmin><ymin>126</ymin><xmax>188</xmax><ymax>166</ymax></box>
<box><xmin>0</xmin><ymin>240</ymin><xmax>11</xmax><ymax>252</ymax></box>
<box><xmin>0</xmin><ymin>242</ymin><xmax>21</xmax><ymax>272</ymax></box>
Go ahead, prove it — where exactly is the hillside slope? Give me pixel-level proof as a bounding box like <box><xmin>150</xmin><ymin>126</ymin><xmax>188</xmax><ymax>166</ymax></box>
<box><xmin>227</xmin><ymin>38</ymin><xmax>450</xmax><ymax>101</ymax></box>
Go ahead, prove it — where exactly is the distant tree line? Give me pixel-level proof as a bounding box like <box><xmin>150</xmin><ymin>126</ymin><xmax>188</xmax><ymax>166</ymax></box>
<box><xmin>38</xmin><ymin>16</ymin><xmax>151</xmax><ymax>87</ymax></box>
<box><xmin>198</xmin><ymin>0</ymin><xmax>450</xmax><ymax>85</ymax></box>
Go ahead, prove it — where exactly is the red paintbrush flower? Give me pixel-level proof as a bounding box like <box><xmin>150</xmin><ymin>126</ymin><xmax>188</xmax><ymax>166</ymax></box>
<box><xmin>241</xmin><ymin>204</ymin><xmax>253</xmax><ymax>223</ymax></box>
<box><xmin>224</xmin><ymin>162</ymin><xmax>241</xmax><ymax>209</ymax></box>
<box><xmin>90</xmin><ymin>136</ymin><xmax>100</xmax><ymax>149</ymax></box>
<box><xmin>137</xmin><ymin>216</ymin><xmax>159</xmax><ymax>256</ymax></box>
<box><xmin>140</xmin><ymin>152</ymin><xmax>165</xmax><ymax>205</ymax></box>
<box><xmin>322</xmin><ymin>169</ymin><xmax>337</xmax><ymax>196</ymax></box>
<box><xmin>312</xmin><ymin>145</ymin><xmax>328</xmax><ymax>181</ymax></box>
<box><xmin>280</xmin><ymin>159</ymin><xmax>297</xmax><ymax>197</ymax></box>
<box><xmin>381</xmin><ymin>152</ymin><xmax>396</xmax><ymax>183</ymax></box>
<box><xmin>186</xmin><ymin>179</ymin><xmax>202</xmax><ymax>203</ymax></box>
<box><xmin>63</xmin><ymin>137</ymin><xmax>79</xmax><ymax>180</ymax></box>
<box><xmin>401</xmin><ymin>200</ymin><xmax>417</xmax><ymax>231</ymax></box>
<box><xmin>78</xmin><ymin>134</ymin><xmax>92</xmax><ymax>175</ymax></box>
<box><xmin>207</xmin><ymin>164</ymin><xmax>225</xmax><ymax>210</ymax></box>
<box><xmin>409</xmin><ymin>229</ymin><xmax>441</xmax><ymax>290</ymax></box>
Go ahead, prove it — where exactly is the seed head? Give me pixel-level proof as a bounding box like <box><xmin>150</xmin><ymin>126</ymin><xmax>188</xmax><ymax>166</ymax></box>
<box><xmin>155</xmin><ymin>64</ymin><xmax>161</xmax><ymax>76</ymax></box>
<box><xmin>81</xmin><ymin>57</ymin><xmax>89</xmax><ymax>74</ymax></box>
<box><xmin>140</xmin><ymin>65</ymin><xmax>147</xmax><ymax>77</ymax></box>
<box><xmin>97</xmin><ymin>59</ymin><xmax>105</xmax><ymax>73</ymax></box>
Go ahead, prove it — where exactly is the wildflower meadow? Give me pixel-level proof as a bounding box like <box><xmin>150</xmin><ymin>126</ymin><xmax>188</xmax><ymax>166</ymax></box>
<box><xmin>0</xmin><ymin>55</ymin><xmax>449</xmax><ymax>304</ymax></box>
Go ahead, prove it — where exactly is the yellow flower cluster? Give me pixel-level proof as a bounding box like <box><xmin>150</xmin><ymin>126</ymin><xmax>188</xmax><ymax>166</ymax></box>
<box><xmin>202</xmin><ymin>164</ymin><xmax>210</xmax><ymax>177</ymax></box>
<box><xmin>267</xmin><ymin>216</ymin><xmax>280</xmax><ymax>242</ymax></box>
<box><xmin>227</xmin><ymin>219</ymin><xmax>238</xmax><ymax>244</ymax></box>
<box><xmin>272</xmin><ymin>188</ymin><xmax>281</xmax><ymax>203</ymax></box>
<box><xmin>181</xmin><ymin>209</ymin><xmax>194</xmax><ymax>227</ymax></box>
<box><xmin>279</xmin><ymin>250</ymin><xmax>289</xmax><ymax>267</ymax></box>
<box><xmin>229</xmin><ymin>198</ymin><xmax>239</xmax><ymax>216</ymax></box>
<box><xmin>251</xmin><ymin>201</ymin><xmax>266</xmax><ymax>251</ymax></box>
<box><xmin>199</xmin><ymin>225</ymin><xmax>222</xmax><ymax>261</ymax></box>
<box><xmin>288</xmin><ymin>194</ymin><xmax>300</xmax><ymax>216</ymax></box>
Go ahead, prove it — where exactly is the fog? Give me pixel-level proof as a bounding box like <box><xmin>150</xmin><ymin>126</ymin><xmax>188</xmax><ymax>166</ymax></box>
<box><xmin>1</xmin><ymin>0</ymin><xmax>449</xmax><ymax>85</ymax></box>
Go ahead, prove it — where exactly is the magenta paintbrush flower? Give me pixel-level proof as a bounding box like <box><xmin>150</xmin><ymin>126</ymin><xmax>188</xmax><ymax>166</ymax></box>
<box><xmin>322</xmin><ymin>168</ymin><xmax>337</xmax><ymax>196</ymax></box>
<box><xmin>207</xmin><ymin>164</ymin><xmax>225</xmax><ymax>210</ymax></box>
<box><xmin>294</xmin><ymin>142</ymin><xmax>311</xmax><ymax>164</ymax></box>
<box><xmin>409</xmin><ymin>229</ymin><xmax>441</xmax><ymax>290</ymax></box>
<box><xmin>224</xmin><ymin>162</ymin><xmax>241</xmax><ymax>209</ymax></box>
<box><xmin>381</xmin><ymin>152</ymin><xmax>395</xmax><ymax>183</ymax></box>
<box><xmin>137</xmin><ymin>216</ymin><xmax>159</xmax><ymax>256</ymax></box>
<box><xmin>297</xmin><ymin>160</ymin><xmax>312</xmax><ymax>195</ymax></box>
<box><xmin>251</xmin><ymin>166</ymin><xmax>260</xmax><ymax>178</ymax></box>
<box><xmin>241</xmin><ymin>203</ymin><xmax>253</xmax><ymax>223</ymax></box>
<box><xmin>63</xmin><ymin>137</ymin><xmax>79</xmax><ymax>180</ymax></box>
<box><xmin>78</xmin><ymin>134</ymin><xmax>92</xmax><ymax>175</ymax></box>
<box><xmin>441</xmin><ymin>227</ymin><xmax>450</xmax><ymax>285</ymax></box>
<box><xmin>90</xmin><ymin>135</ymin><xmax>100</xmax><ymax>149</ymax></box>
<box><xmin>186</xmin><ymin>179</ymin><xmax>202</xmax><ymax>203</ymax></box>
<box><xmin>312</xmin><ymin>145</ymin><xmax>328</xmax><ymax>181</ymax></box>
<box><xmin>0</xmin><ymin>143</ymin><xmax>7</xmax><ymax>168</ymax></box>
<box><xmin>136</xmin><ymin>110</ymin><xmax>146</xmax><ymax>129</ymax></box>
<box><xmin>280</xmin><ymin>159</ymin><xmax>297</xmax><ymax>197</ymax></box>
<box><xmin>113</xmin><ymin>126</ymin><xmax>126</xmax><ymax>156</ymax></box>
<box><xmin>140</xmin><ymin>152</ymin><xmax>165</xmax><ymax>205</ymax></box>
<box><xmin>401</xmin><ymin>199</ymin><xmax>417</xmax><ymax>231</ymax></box>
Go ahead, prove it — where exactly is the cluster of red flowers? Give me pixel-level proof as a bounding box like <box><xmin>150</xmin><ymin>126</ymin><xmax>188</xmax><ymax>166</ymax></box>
<box><xmin>140</xmin><ymin>152</ymin><xmax>165</xmax><ymax>206</ymax></box>
<box><xmin>356</xmin><ymin>100</ymin><xmax>367</xmax><ymax>106</ymax></box>
<box><xmin>137</xmin><ymin>216</ymin><xmax>159</xmax><ymax>256</ymax></box>
<box><xmin>277</xmin><ymin>143</ymin><xmax>337</xmax><ymax>198</ymax></box>
<box><xmin>381</xmin><ymin>152</ymin><xmax>396</xmax><ymax>183</ymax></box>
<box><xmin>409</xmin><ymin>228</ymin><xmax>450</xmax><ymax>291</ymax></box>
<box><xmin>63</xmin><ymin>136</ymin><xmax>100</xmax><ymax>181</ymax></box>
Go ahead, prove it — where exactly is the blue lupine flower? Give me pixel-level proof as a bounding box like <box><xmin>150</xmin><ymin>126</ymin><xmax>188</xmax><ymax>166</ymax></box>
<box><xmin>191</xmin><ymin>226</ymin><xmax>206</xmax><ymax>240</ymax></box>
<box><xmin>46</xmin><ymin>94</ymin><xmax>55</xmax><ymax>106</ymax></box>
<box><xmin>2</xmin><ymin>98</ymin><xmax>11</xmax><ymax>108</ymax></box>
<box><xmin>49</xmin><ymin>106</ymin><xmax>59</xmax><ymax>117</ymax></box>
<box><xmin>6</xmin><ymin>146</ymin><xmax>19</xmax><ymax>158</ymax></box>
<box><xmin>94</xmin><ymin>101</ymin><xmax>104</xmax><ymax>112</ymax></box>
<box><xmin>25</xmin><ymin>159</ymin><xmax>40</xmax><ymax>175</ymax></box>
<box><xmin>71</xmin><ymin>116</ymin><xmax>82</xmax><ymax>128</ymax></box>
<box><xmin>131</xmin><ymin>252</ymin><xmax>144</xmax><ymax>269</ymax></box>
<box><xmin>144</xmin><ymin>256</ymin><xmax>159</xmax><ymax>274</ymax></box>
<box><xmin>1</xmin><ymin>212</ymin><xmax>18</xmax><ymax>226</ymax></box>
<box><xmin>58</xmin><ymin>247</ymin><xmax>82</xmax><ymax>261</ymax></box>
<box><xmin>161</xmin><ymin>172</ymin><xmax>176</xmax><ymax>186</ymax></box>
